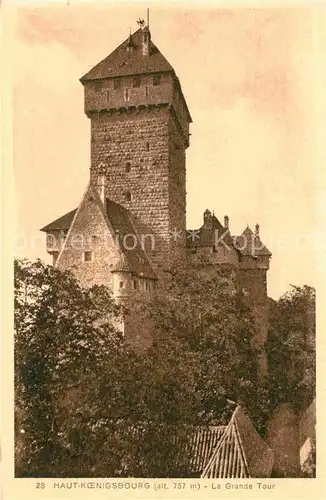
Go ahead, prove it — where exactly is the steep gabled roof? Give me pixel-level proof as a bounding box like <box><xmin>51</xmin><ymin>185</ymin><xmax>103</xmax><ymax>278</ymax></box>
<box><xmin>97</xmin><ymin>407</ymin><xmax>273</xmax><ymax>478</ymax></box>
<box><xmin>40</xmin><ymin>193</ymin><xmax>157</xmax><ymax>280</ymax></box>
<box><xmin>105</xmin><ymin>198</ymin><xmax>157</xmax><ymax>280</ymax></box>
<box><xmin>186</xmin><ymin>214</ymin><xmax>233</xmax><ymax>249</ymax></box>
<box><xmin>201</xmin><ymin>406</ymin><xmax>274</xmax><ymax>478</ymax></box>
<box><xmin>233</xmin><ymin>227</ymin><xmax>271</xmax><ymax>257</ymax></box>
<box><xmin>40</xmin><ymin>209</ymin><xmax>77</xmax><ymax>232</ymax></box>
<box><xmin>80</xmin><ymin>28</ymin><xmax>174</xmax><ymax>82</ymax></box>
<box><xmin>187</xmin><ymin>219</ymin><xmax>271</xmax><ymax>259</ymax></box>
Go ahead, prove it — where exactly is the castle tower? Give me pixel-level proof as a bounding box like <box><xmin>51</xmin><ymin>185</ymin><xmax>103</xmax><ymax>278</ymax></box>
<box><xmin>80</xmin><ymin>23</ymin><xmax>192</xmax><ymax>277</ymax></box>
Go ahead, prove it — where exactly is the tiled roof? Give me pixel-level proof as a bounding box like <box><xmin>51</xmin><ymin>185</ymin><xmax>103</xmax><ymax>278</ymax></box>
<box><xmin>112</xmin><ymin>253</ymin><xmax>134</xmax><ymax>273</ymax></box>
<box><xmin>185</xmin><ymin>426</ymin><xmax>225</xmax><ymax>475</ymax></box>
<box><xmin>40</xmin><ymin>195</ymin><xmax>157</xmax><ymax>280</ymax></box>
<box><xmin>233</xmin><ymin>227</ymin><xmax>271</xmax><ymax>257</ymax></box>
<box><xmin>187</xmin><ymin>220</ymin><xmax>271</xmax><ymax>258</ymax></box>
<box><xmin>105</xmin><ymin>198</ymin><xmax>157</xmax><ymax>280</ymax></box>
<box><xmin>80</xmin><ymin>28</ymin><xmax>174</xmax><ymax>82</ymax></box>
<box><xmin>107</xmin><ymin>407</ymin><xmax>273</xmax><ymax>478</ymax></box>
<box><xmin>40</xmin><ymin>209</ymin><xmax>77</xmax><ymax>232</ymax></box>
<box><xmin>201</xmin><ymin>407</ymin><xmax>274</xmax><ymax>478</ymax></box>
<box><xmin>186</xmin><ymin>214</ymin><xmax>233</xmax><ymax>249</ymax></box>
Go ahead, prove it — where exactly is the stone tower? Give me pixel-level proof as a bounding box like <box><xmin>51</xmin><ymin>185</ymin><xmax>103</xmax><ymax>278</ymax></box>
<box><xmin>80</xmin><ymin>25</ymin><xmax>192</xmax><ymax>276</ymax></box>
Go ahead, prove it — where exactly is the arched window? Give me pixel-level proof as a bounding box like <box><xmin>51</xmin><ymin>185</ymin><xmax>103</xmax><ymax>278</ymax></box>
<box><xmin>125</xmin><ymin>191</ymin><xmax>132</xmax><ymax>201</ymax></box>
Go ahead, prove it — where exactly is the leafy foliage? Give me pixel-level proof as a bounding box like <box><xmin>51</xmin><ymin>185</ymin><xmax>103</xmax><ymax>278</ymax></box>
<box><xmin>14</xmin><ymin>258</ymin><xmax>124</xmax><ymax>476</ymax></box>
<box><xmin>18</xmin><ymin>257</ymin><xmax>314</xmax><ymax>477</ymax></box>
<box><xmin>131</xmin><ymin>257</ymin><xmax>270</xmax><ymax>432</ymax></box>
<box><xmin>267</xmin><ymin>285</ymin><xmax>316</xmax><ymax>411</ymax></box>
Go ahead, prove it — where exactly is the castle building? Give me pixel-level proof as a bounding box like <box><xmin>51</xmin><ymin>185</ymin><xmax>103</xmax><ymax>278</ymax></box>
<box><xmin>40</xmin><ymin>22</ymin><xmax>271</xmax><ymax>369</ymax></box>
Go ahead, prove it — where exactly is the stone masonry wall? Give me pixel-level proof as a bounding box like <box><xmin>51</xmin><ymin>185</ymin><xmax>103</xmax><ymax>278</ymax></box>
<box><xmin>238</xmin><ymin>266</ymin><xmax>268</xmax><ymax>376</ymax></box>
<box><xmin>84</xmin><ymin>73</ymin><xmax>174</xmax><ymax>116</ymax></box>
<box><xmin>89</xmin><ymin>107</ymin><xmax>187</xmax><ymax>277</ymax></box>
<box><xmin>57</xmin><ymin>187</ymin><xmax>119</xmax><ymax>289</ymax></box>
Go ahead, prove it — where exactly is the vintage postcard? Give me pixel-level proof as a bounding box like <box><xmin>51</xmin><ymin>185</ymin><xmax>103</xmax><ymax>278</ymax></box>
<box><xmin>1</xmin><ymin>0</ymin><xmax>326</xmax><ymax>499</ymax></box>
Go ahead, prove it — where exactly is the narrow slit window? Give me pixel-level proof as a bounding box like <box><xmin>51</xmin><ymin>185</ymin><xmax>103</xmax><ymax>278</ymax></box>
<box><xmin>153</xmin><ymin>74</ymin><xmax>161</xmax><ymax>86</ymax></box>
<box><xmin>132</xmin><ymin>280</ymin><xmax>138</xmax><ymax>290</ymax></box>
<box><xmin>124</xmin><ymin>88</ymin><xmax>130</xmax><ymax>102</ymax></box>
<box><xmin>52</xmin><ymin>251</ymin><xmax>59</xmax><ymax>265</ymax></box>
<box><xmin>145</xmin><ymin>86</ymin><xmax>149</xmax><ymax>98</ymax></box>
<box><xmin>132</xmin><ymin>76</ymin><xmax>141</xmax><ymax>88</ymax></box>
<box><xmin>114</xmin><ymin>79</ymin><xmax>121</xmax><ymax>90</ymax></box>
<box><xmin>146</xmin><ymin>142</ymin><xmax>150</xmax><ymax>151</ymax></box>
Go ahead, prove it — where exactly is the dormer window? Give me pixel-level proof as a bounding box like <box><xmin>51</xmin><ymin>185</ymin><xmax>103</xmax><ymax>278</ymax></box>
<box><xmin>132</xmin><ymin>76</ymin><xmax>141</xmax><ymax>88</ymax></box>
<box><xmin>153</xmin><ymin>74</ymin><xmax>161</xmax><ymax>86</ymax></box>
<box><xmin>114</xmin><ymin>78</ymin><xmax>121</xmax><ymax>90</ymax></box>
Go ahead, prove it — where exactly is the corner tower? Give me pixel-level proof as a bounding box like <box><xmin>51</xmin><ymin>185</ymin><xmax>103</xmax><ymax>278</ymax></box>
<box><xmin>80</xmin><ymin>24</ymin><xmax>192</xmax><ymax>277</ymax></box>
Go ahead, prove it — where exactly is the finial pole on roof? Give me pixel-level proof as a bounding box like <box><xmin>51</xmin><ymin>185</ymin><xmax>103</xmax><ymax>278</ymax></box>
<box><xmin>147</xmin><ymin>8</ymin><xmax>150</xmax><ymax>27</ymax></box>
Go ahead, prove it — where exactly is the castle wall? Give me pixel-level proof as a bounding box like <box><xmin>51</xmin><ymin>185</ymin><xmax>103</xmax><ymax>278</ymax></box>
<box><xmin>89</xmin><ymin>107</ymin><xmax>187</xmax><ymax>277</ymax></box>
<box><xmin>84</xmin><ymin>73</ymin><xmax>174</xmax><ymax>115</ymax></box>
<box><xmin>238</xmin><ymin>265</ymin><xmax>269</xmax><ymax>376</ymax></box>
<box><xmin>56</xmin><ymin>188</ymin><xmax>119</xmax><ymax>289</ymax></box>
<box><xmin>266</xmin><ymin>403</ymin><xmax>300</xmax><ymax>477</ymax></box>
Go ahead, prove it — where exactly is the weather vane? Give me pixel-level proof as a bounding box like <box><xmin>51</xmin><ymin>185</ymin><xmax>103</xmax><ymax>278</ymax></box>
<box><xmin>137</xmin><ymin>18</ymin><xmax>145</xmax><ymax>28</ymax></box>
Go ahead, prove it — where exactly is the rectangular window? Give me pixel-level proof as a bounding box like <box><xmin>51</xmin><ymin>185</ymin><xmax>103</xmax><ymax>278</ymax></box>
<box><xmin>132</xmin><ymin>76</ymin><xmax>141</xmax><ymax>88</ymax></box>
<box><xmin>153</xmin><ymin>74</ymin><xmax>161</xmax><ymax>86</ymax></box>
<box><xmin>132</xmin><ymin>280</ymin><xmax>138</xmax><ymax>290</ymax></box>
<box><xmin>119</xmin><ymin>281</ymin><xmax>124</xmax><ymax>289</ymax></box>
<box><xmin>52</xmin><ymin>251</ymin><xmax>59</xmax><ymax>265</ymax></box>
<box><xmin>114</xmin><ymin>78</ymin><xmax>121</xmax><ymax>90</ymax></box>
<box><xmin>60</xmin><ymin>230</ymin><xmax>68</xmax><ymax>240</ymax></box>
<box><xmin>84</xmin><ymin>251</ymin><xmax>93</xmax><ymax>262</ymax></box>
<box><xmin>145</xmin><ymin>86</ymin><xmax>149</xmax><ymax>98</ymax></box>
<box><xmin>145</xmin><ymin>282</ymin><xmax>150</xmax><ymax>292</ymax></box>
<box><xmin>124</xmin><ymin>88</ymin><xmax>130</xmax><ymax>102</ymax></box>
<box><xmin>94</xmin><ymin>81</ymin><xmax>102</xmax><ymax>92</ymax></box>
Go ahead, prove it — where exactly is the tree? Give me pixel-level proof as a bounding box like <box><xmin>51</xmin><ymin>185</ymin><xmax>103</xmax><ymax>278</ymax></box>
<box><xmin>14</xmin><ymin>258</ymin><xmax>124</xmax><ymax>476</ymax></box>
<box><xmin>267</xmin><ymin>285</ymin><xmax>316</xmax><ymax>411</ymax></box>
<box><xmin>130</xmin><ymin>256</ymin><xmax>270</xmax><ymax>433</ymax></box>
<box><xmin>15</xmin><ymin>257</ymin><xmax>270</xmax><ymax>477</ymax></box>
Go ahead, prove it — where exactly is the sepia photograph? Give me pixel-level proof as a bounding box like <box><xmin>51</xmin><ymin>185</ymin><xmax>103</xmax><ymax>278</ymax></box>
<box><xmin>7</xmin><ymin>0</ymin><xmax>320</xmax><ymax>485</ymax></box>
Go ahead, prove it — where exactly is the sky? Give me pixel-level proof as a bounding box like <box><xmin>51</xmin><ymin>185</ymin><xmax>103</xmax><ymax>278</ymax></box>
<box><xmin>9</xmin><ymin>2</ymin><xmax>325</xmax><ymax>299</ymax></box>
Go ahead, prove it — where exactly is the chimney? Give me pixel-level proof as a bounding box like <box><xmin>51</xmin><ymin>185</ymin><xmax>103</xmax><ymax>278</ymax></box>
<box><xmin>98</xmin><ymin>175</ymin><xmax>106</xmax><ymax>205</ymax></box>
<box><xmin>141</xmin><ymin>25</ymin><xmax>151</xmax><ymax>56</ymax></box>
<box><xmin>224</xmin><ymin>215</ymin><xmax>229</xmax><ymax>229</ymax></box>
<box><xmin>255</xmin><ymin>223</ymin><xmax>260</xmax><ymax>236</ymax></box>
